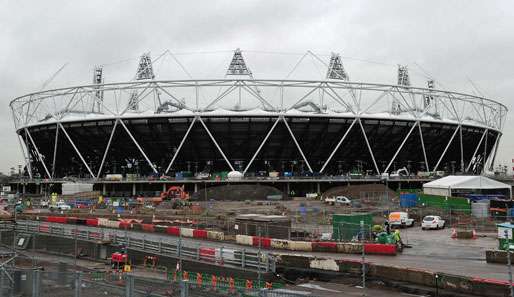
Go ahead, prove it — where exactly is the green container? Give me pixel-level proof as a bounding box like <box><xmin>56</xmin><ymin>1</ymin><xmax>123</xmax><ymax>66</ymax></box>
<box><xmin>332</xmin><ymin>213</ymin><xmax>373</xmax><ymax>241</ymax></box>
<box><xmin>418</xmin><ymin>194</ymin><xmax>471</xmax><ymax>213</ymax></box>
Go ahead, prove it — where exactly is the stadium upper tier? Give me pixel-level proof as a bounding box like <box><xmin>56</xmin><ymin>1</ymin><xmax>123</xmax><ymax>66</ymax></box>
<box><xmin>9</xmin><ymin>51</ymin><xmax>507</xmax><ymax>179</ymax></box>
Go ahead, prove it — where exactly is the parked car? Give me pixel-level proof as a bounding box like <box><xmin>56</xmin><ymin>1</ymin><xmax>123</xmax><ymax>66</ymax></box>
<box><xmin>335</xmin><ymin>196</ymin><xmax>352</xmax><ymax>206</ymax></box>
<box><xmin>388</xmin><ymin>211</ymin><xmax>415</xmax><ymax>228</ymax></box>
<box><xmin>421</xmin><ymin>216</ymin><xmax>445</xmax><ymax>230</ymax></box>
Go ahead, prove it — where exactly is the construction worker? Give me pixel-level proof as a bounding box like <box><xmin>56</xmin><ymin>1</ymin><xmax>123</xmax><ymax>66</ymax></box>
<box><xmin>393</xmin><ymin>229</ymin><xmax>404</xmax><ymax>252</ymax></box>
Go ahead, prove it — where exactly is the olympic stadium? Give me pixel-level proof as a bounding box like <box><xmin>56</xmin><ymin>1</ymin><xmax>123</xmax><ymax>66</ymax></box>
<box><xmin>9</xmin><ymin>49</ymin><xmax>507</xmax><ymax>181</ymax></box>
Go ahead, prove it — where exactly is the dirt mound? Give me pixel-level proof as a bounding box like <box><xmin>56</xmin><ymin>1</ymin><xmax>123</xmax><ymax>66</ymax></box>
<box><xmin>191</xmin><ymin>184</ymin><xmax>284</xmax><ymax>201</ymax></box>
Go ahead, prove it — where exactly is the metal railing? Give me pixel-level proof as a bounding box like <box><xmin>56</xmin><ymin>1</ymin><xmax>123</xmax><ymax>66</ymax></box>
<box><xmin>10</xmin><ymin>220</ymin><xmax>274</xmax><ymax>273</ymax></box>
<box><xmin>0</xmin><ymin>269</ymin><xmax>310</xmax><ymax>297</ymax></box>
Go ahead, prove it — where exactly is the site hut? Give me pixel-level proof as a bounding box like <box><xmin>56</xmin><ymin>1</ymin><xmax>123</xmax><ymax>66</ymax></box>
<box><xmin>234</xmin><ymin>214</ymin><xmax>291</xmax><ymax>239</ymax></box>
<box><xmin>422</xmin><ymin>175</ymin><xmax>512</xmax><ymax>199</ymax></box>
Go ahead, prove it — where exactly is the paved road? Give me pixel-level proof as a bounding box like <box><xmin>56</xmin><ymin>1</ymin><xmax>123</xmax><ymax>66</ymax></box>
<box><xmin>20</xmin><ymin>221</ymin><xmax>509</xmax><ymax>281</ymax></box>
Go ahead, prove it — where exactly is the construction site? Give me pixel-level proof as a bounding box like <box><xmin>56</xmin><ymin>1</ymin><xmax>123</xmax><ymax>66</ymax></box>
<box><xmin>2</xmin><ymin>48</ymin><xmax>513</xmax><ymax>297</ymax></box>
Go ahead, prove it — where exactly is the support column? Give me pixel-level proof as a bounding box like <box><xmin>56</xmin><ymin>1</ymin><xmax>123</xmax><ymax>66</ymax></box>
<box><xmin>194</xmin><ymin>183</ymin><xmax>198</xmax><ymax>193</ymax></box>
<box><xmin>102</xmin><ymin>184</ymin><xmax>106</xmax><ymax>196</ymax></box>
<box><xmin>162</xmin><ymin>184</ymin><xmax>166</xmax><ymax>192</ymax></box>
<box><xmin>286</xmin><ymin>183</ymin><xmax>290</xmax><ymax>197</ymax></box>
<box><xmin>132</xmin><ymin>183</ymin><xmax>136</xmax><ymax>196</ymax></box>
<box><xmin>316</xmin><ymin>182</ymin><xmax>320</xmax><ymax>194</ymax></box>
<box><xmin>23</xmin><ymin>184</ymin><xmax>26</xmax><ymax>194</ymax></box>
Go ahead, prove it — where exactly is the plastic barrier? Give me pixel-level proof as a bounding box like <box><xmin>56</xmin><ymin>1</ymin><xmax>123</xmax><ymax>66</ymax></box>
<box><xmin>105</xmin><ymin>220</ymin><xmax>121</xmax><ymax>229</ymax></box>
<box><xmin>271</xmin><ymin>239</ymin><xmax>290</xmax><ymax>250</ymax></box>
<box><xmin>235</xmin><ymin>235</ymin><xmax>253</xmax><ymax>246</ymax></box>
<box><xmin>252</xmin><ymin>236</ymin><xmax>271</xmax><ymax>248</ymax></box>
<box><xmin>180</xmin><ymin>228</ymin><xmax>194</xmax><ymax>238</ymax></box>
<box><xmin>193</xmin><ymin>229</ymin><xmax>208</xmax><ymax>239</ymax></box>
<box><xmin>97</xmin><ymin>218</ymin><xmax>109</xmax><ymax>227</ymax></box>
<box><xmin>312</xmin><ymin>241</ymin><xmax>337</xmax><ymax>252</ymax></box>
<box><xmin>166</xmin><ymin>226</ymin><xmax>180</xmax><ymax>236</ymax></box>
<box><xmin>47</xmin><ymin>216</ymin><xmax>67</xmax><ymax>224</ymax></box>
<box><xmin>363</xmin><ymin>243</ymin><xmax>397</xmax><ymax>255</ymax></box>
<box><xmin>336</xmin><ymin>242</ymin><xmax>362</xmax><ymax>254</ymax></box>
<box><xmin>207</xmin><ymin>230</ymin><xmax>224</xmax><ymax>241</ymax></box>
<box><xmin>288</xmin><ymin>241</ymin><xmax>313</xmax><ymax>252</ymax></box>
<box><xmin>199</xmin><ymin>247</ymin><xmax>216</xmax><ymax>261</ymax></box>
<box><xmin>141</xmin><ymin>224</ymin><xmax>155</xmax><ymax>232</ymax></box>
<box><xmin>86</xmin><ymin>219</ymin><xmax>98</xmax><ymax>227</ymax></box>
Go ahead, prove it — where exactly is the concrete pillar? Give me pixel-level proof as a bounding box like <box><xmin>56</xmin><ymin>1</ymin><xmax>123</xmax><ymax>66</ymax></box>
<box><xmin>398</xmin><ymin>181</ymin><xmax>402</xmax><ymax>191</ymax></box>
<box><xmin>102</xmin><ymin>184</ymin><xmax>106</xmax><ymax>196</ymax></box>
<box><xmin>162</xmin><ymin>184</ymin><xmax>166</xmax><ymax>192</ymax></box>
<box><xmin>22</xmin><ymin>184</ymin><xmax>26</xmax><ymax>194</ymax></box>
<box><xmin>286</xmin><ymin>182</ymin><xmax>290</xmax><ymax>196</ymax></box>
<box><xmin>132</xmin><ymin>183</ymin><xmax>136</xmax><ymax>196</ymax></box>
<box><xmin>316</xmin><ymin>182</ymin><xmax>320</xmax><ymax>194</ymax></box>
<box><xmin>194</xmin><ymin>183</ymin><xmax>198</xmax><ymax>193</ymax></box>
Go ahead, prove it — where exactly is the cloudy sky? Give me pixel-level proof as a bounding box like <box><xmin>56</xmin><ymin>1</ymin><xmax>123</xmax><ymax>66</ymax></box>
<box><xmin>0</xmin><ymin>0</ymin><xmax>512</xmax><ymax>174</ymax></box>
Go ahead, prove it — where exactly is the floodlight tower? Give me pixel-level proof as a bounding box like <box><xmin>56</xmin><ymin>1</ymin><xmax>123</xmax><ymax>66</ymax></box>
<box><xmin>128</xmin><ymin>53</ymin><xmax>157</xmax><ymax>111</ymax></box>
<box><xmin>424</xmin><ymin>79</ymin><xmax>438</xmax><ymax>114</ymax></box>
<box><xmin>326</xmin><ymin>53</ymin><xmax>349</xmax><ymax>81</ymax></box>
<box><xmin>92</xmin><ymin>66</ymin><xmax>104</xmax><ymax>113</ymax></box>
<box><xmin>392</xmin><ymin>65</ymin><xmax>410</xmax><ymax>114</ymax></box>
<box><xmin>226</xmin><ymin>48</ymin><xmax>257</xmax><ymax>109</ymax></box>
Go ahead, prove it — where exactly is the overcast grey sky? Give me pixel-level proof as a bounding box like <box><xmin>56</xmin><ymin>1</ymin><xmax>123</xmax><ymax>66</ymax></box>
<box><xmin>0</xmin><ymin>0</ymin><xmax>512</xmax><ymax>174</ymax></box>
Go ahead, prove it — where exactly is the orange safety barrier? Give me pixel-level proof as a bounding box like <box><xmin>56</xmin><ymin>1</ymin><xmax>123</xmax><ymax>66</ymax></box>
<box><xmin>229</xmin><ymin>277</ymin><xmax>235</xmax><ymax>292</ymax></box>
<box><xmin>196</xmin><ymin>273</ymin><xmax>202</xmax><ymax>286</ymax></box>
<box><xmin>265</xmin><ymin>282</ymin><xmax>272</xmax><ymax>289</ymax></box>
<box><xmin>211</xmin><ymin>275</ymin><xmax>217</xmax><ymax>288</ymax></box>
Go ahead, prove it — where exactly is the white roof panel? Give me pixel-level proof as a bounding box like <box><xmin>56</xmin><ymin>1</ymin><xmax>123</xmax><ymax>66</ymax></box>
<box><xmin>423</xmin><ymin>175</ymin><xmax>511</xmax><ymax>190</ymax></box>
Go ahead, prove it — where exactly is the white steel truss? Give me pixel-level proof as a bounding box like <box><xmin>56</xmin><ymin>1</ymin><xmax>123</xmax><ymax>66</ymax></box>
<box><xmin>358</xmin><ymin>118</ymin><xmax>380</xmax><ymax>174</ymax></box>
<box><xmin>432</xmin><ymin>125</ymin><xmax>461</xmax><ymax>172</ymax></box>
<box><xmin>164</xmin><ymin>117</ymin><xmax>197</xmax><ymax>174</ymax></box>
<box><xmin>57</xmin><ymin>122</ymin><xmax>95</xmax><ymax>178</ymax></box>
<box><xmin>118</xmin><ymin>119</ymin><xmax>159</xmax><ymax>174</ymax></box>
<box><xmin>383</xmin><ymin>121</ymin><xmax>418</xmax><ymax>174</ymax></box>
<box><xmin>24</xmin><ymin>128</ymin><xmax>51</xmax><ymax>178</ymax></box>
<box><xmin>198</xmin><ymin>117</ymin><xmax>235</xmax><ymax>172</ymax></box>
<box><xmin>282</xmin><ymin>116</ymin><xmax>313</xmax><ymax>173</ymax></box>
<box><xmin>96</xmin><ymin>119</ymin><xmax>119</xmax><ymax>178</ymax></box>
<box><xmin>243</xmin><ymin>117</ymin><xmax>281</xmax><ymax>174</ymax></box>
<box><xmin>319</xmin><ymin>118</ymin><xmax>357</xmax><ymax>173</ymax></box>
<box><xmin>466</xmin><ymin>129</ymin><xmax>488</xmax><ymax>173</ymax></box>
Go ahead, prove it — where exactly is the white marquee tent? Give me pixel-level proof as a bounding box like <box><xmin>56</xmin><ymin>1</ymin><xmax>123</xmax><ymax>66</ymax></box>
<box><xmin>423</xmin><ymin>175</ymin><xmax>512</xmax><ymax>199</ymax></box>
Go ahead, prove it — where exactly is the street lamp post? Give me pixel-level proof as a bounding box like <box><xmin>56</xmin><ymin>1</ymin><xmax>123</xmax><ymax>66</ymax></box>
<box><xmin>435</xmin><ymin>274</ymin><xmax>439</xmax><ymax>297</ymax></box>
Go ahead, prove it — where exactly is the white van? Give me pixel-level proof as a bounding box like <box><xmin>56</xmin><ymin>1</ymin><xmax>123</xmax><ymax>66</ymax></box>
<box><xmin>335</xmin><ymin>196</ymin><xmax>351</xmax><ymax>206</ymax></box>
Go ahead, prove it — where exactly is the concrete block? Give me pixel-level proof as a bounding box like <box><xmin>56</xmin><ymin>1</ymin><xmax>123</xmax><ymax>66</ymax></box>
<box><xmin>271</xmin><ymin>239</ymin><xmax>290</xmax><ymax>250</ymax></box>
<box><xmin>289</xmin><ymin>241</ymin><xmax>313</xmax><ymax>252</ymax></box>
<box><xmin>207</xmin><ymin>231</ymin><xmax>224</xmax><ymax>241</ymax></box>
<box><xmin>336</xmin><ymin>242</ymin><xmax>362</xmax><ymax>254</ymax></box>
<box><xmin>180</xmin><ymin>228</ymin><xmax>194</xmax><ymax>238</ymax></box>
<box><xmin>235</xmin><ymin>235</ymin><xmax>253</xmax><ymax>246</ymax></box>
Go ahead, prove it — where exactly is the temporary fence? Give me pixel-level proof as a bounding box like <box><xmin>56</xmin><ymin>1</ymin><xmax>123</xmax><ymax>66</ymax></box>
<box><xmin>0</xmin><ymin>269</ymin><xmax>310</xmax><ymax>297</ymax></box>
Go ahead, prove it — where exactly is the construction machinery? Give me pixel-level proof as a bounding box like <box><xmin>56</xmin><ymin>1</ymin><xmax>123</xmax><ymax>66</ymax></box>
<box><xmin>136</xmin><ymin>186</ymin><xmax>190</xmax><ymax>208</ymax></box>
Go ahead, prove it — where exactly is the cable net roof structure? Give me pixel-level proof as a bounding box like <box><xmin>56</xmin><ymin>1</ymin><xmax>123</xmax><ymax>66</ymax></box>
<box><xmin>9</xmin><ymin>49</ymin><xmax>507</xmax><ymax>179</ymax></box>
